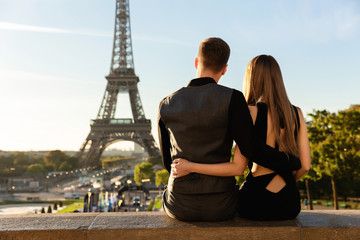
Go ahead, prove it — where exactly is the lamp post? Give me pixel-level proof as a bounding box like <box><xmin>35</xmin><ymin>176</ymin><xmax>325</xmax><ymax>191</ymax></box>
<box><xmin>141</xmin><ymin>178</ymin><xmax>150</xmax><ymax>211</ymax></box>
<box><xmin>127</xmin><ymin>179</ymin><xmax>132</xmax><ymax>211</ymax></box>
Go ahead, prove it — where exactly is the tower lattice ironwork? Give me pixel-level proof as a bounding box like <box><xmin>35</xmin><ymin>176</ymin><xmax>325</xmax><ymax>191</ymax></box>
<box><xmin>78</xmin><ymin>0</ymin><xmax>159</xmax><ymax>167</ymax></box>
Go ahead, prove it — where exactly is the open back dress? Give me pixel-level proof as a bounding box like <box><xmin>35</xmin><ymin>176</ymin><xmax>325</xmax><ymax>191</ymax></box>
<box><xmin>238</xmin><ymin>102</ymin><xmax>301</xmax><ymax>220</ymax></box>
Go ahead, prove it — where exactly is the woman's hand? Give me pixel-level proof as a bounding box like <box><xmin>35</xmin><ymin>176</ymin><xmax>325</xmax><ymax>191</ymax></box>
<box><xmin>171</xmin><ymin>158</ymin><xmax>193</xmax><ymax>178</ymax></box>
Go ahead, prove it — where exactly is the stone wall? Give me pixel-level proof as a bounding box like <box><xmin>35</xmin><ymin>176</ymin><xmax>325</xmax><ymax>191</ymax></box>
<box><xmin>0</xmin><ymin>210</ymin><xmax>359</xmax><ymax>239</ymax></box>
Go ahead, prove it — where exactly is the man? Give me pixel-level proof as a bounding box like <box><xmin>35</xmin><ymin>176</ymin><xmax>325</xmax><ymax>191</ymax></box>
<box><xmin>158</xmin><ymin>37</ymin><xmax>301</xmax><ymax>221</ymax></box>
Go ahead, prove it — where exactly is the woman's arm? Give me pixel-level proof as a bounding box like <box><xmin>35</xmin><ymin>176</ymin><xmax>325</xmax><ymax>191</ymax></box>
<box><xmin>171</xmin><ymin>145</ymin><xmax>248</xmax><ymax>178</ymax></box>
<box><xmin>293</xmin><ymin>108</ymin><xmax>311</xmax><ymax>181</ymax></box>
<box><xmin>230</xmin><ymin>91</ymin><xmax>301</xmax><ymax>172</ymax></box>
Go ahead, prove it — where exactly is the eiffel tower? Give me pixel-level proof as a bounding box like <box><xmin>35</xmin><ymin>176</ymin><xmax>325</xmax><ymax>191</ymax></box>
<box><xmin>78</xmin><ymin>0</ymin><xmax>159</xmax><ymax>167</ymax></box>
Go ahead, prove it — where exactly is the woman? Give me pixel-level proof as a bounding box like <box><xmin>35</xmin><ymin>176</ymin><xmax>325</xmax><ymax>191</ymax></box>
<box><xmin>171</xmin><ymin>55</ymin><xmax>311</xmax><ymax>220</ymax></box>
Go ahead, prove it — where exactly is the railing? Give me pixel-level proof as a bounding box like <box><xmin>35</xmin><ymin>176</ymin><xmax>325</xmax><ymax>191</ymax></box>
<box><xmin>90</xmin><ymin>118</ymin><xmax>151</xmax><ymax>125</ymax></box>
<box><xmin>109</xmin><ymin>68</ymin><xmax>135</xmax><ymax>76</ymax></box>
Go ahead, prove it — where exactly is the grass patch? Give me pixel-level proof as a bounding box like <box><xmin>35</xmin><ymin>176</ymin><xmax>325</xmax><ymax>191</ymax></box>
<box><xmin>62</xmin><ymin>199</ymin><xmax>83</xmax><ymax>206</ymax></box>
<box><xmin>0</xmin><ymin>199</ymin><xmax>83</xmax><ymax>206</ymax></box>
<box><xmin>0</xmin><ymin>200</ymin><xmax>23</xmax><ymax>205</ymax></box>
<box><xmin>154</xmin><ymin>196</ymin><xmax>162</xmax><ymax>209</ymax></box>
<box><xmin>310</xmin><ymin>199</ymin><xmax>360</xmax><ymax>209</ymax></box>
<box><xmin>57</xmin><ymin>203</ymin><xmax>83</xmax><ymax>213</ymax></box>
<box><xmin>147</xmin><ymin>200</ymin><xmax>154</xmax><ymax>211</ymax></box>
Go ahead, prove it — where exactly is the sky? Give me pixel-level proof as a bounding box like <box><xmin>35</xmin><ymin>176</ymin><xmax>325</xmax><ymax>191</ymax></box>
<box><xmin>0</xmin><ymin>0</ymin><xmax>359</xmax><ymax>151</ymax></box>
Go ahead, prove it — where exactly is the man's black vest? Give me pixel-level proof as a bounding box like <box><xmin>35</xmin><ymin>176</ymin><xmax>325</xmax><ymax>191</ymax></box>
<box><xmin>160</xmin><ymin>80</ymin><xmax>237</xmax><ymax>194</ymax></box>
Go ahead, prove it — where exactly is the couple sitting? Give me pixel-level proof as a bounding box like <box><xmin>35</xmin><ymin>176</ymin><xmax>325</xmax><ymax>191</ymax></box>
<box><xmin>158</xmin><ymin>37</ymin><xmax>311</xmax><ymax>221</ymax></box>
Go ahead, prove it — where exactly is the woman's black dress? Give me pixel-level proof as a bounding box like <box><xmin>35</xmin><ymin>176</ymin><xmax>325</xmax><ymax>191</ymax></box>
<box><xmin>238</xmin><ymin>102</ymin><xmax>301</xmax><ymax>220</ymax></box>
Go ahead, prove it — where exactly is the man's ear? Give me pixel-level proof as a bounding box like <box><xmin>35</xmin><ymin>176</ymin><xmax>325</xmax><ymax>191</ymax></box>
<box><xmin>221</xmin><ymin>65</ymin><xmax>228</xmax><ymax>76</ymax></box>
<box><xmin>195</xmin><ymin>57</ymin><xmax>199</xmax><ymax>69</ymax></box>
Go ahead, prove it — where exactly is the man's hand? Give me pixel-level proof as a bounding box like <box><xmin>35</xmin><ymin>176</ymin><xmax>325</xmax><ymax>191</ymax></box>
<box><xmin>171</xmin><ymin>158</ymin><xmax>193</xmax><ymax>178</ymax></box>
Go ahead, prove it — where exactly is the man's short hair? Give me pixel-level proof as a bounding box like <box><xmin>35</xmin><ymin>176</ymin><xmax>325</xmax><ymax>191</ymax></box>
<box><xmin>198</xmin><ymin>37</ymin><xmax>230</xmax><ymax>73</ymax></box>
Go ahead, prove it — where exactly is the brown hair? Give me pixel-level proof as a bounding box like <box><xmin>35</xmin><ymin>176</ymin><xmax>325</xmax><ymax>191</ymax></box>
<box><xmin>243</xmin><ymin>55</ymin><xmax>299</xmax><ymax>157</ymax></box>
<box><xmin>198</xmin><ymin>38</ymin><xmax>230</xmax><ymax>73</ymax></box>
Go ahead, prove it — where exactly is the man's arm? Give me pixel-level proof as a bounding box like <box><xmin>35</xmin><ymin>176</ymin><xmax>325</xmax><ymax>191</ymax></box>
<box><xmin>158</xmin><ymin>103</ymin><xmax>172</xmax><ymax>173</ymax></box>
<box><xmin>230</xmin><ymin>90</ymin><xmax>301</xmax><ymax>172</ymax></box>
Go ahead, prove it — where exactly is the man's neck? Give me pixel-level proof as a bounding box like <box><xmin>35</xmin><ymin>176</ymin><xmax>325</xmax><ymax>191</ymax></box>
<box><xmin>196</xmin><ymin>69</ymin><xmax>222</xmax><ymax>83</ymax></box>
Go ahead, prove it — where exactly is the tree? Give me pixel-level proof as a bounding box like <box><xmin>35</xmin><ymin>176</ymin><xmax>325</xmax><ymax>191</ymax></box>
<box><xmin>12</xmin><ymin>152</ymin><xmax>29</xmax><ymax>174</ymax></box>
<box><xmin>66</xmin><ymin>157</ymin><xmax>78</xmax><ymax>169</ymax></box>
<box><xmin>29</xmin><ymin>154</ymin><xmax>44</xmax><ymax>165</ymax></box>
<box><xmin>147</xmin><ymin>156</ymin><xmax>162</xmax><ymax>167</ymax></box>
<box><xmin>134</xmin><ymin>162</ymin><xmax>154</xmax><ymax>185</ymax></box>
<box><xmin>59</xmin><ymin>162</ymin><xmax>72</xmax><ymax>171</ymax></box>
<box><xmin>155</xmin><ymin>169</ymin><xmax>169</xmax><ymax>187</ymax></box>
<box><xmin>44</xmin><ymin>164</ymin><xmax>56</xmax><ymax>172</ymax></box>
<box><xmin>44</xmin><ymin>150</ymin><xmax>68</xmax><ymax>170</ymax></box>
<box><xmin>13</xmin><ymin>153</ymin><xmax>28</xmax><ymax>167</ymax></box>
<box><xmin>297</xmin><ymin>119</ymin><xmax>327</xmax><ymax>210</ymax></box>
<box><xmin>307</xmin><ymin>106</ymin><xmax>360</xmax><ymax>209</ymax></box>
<box><xmin>298</xmin><ymin>166</ymin><xmax>320</xmax><ymax>210</ymax></box>
<box><xmin>27</xmin><ymin>164</ymin><xmax>44</xmax><ymax>175</ymax></box>
<box><xmin>0</xmin><ymin>155</ymin><xmax>15</xmax><ymax>176</ymax></box>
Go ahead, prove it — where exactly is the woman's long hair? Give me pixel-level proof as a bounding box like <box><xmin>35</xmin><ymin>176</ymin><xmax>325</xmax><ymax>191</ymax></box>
<box><xmin>243</xmin><ymin>55</ymin><xmax>299</xmax><ymax>157</ymax></box>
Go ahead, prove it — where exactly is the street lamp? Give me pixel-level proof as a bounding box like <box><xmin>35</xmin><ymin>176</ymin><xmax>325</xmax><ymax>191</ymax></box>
<box><xmin>127</xmin><ymin>179</ymin><xmax>132</xmax><ymax>211</ymax></box>
<box><xmin>141</xmin><ymin>179</ymin><xmax>150</xmax><ymax>211</ymax></box>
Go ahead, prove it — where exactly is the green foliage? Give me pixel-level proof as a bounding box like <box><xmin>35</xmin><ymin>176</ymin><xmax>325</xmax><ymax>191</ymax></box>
<box><xmin>155</xmin><ymin>169</ymin><xmax>169</xmax><ymax>187</ymax></box>
<box><xmin>26</xmin><ymin>163</ymin><xmax>44</xmax><ymax>175</ymax></box>
<box><xmin>0</xmin><ymin>150</ymin><xmax>77</xmax><ymax>177</ymax></box>
<box><xmin>59</xmin><ymin>162</ymin><xmax>72</xmax><ymax>171</ymax></box>
<box><xmin>43</xmin><ymin>150</ymin><xmax>79</xmax><ymax>171</ymax></box>
<box><xmin>29</xmin><ymin>154</ymin><xmax>44</xmax><ymax>165</ymax></box>
<box><xmin>44</xmin><ymin>150</ymin><xmax>68</xmax><ymax>170</ymax></box>
<box><xmin>6</xmin><ymin>152</ymin><xmax>29</xmax><ymax>175</ymax></box>
<box><xmin>306</xmin><ymin>105</ymin><xmax>360</xmax><ymax>202</ymax></box>
<box><xmin>147</xmin><ymin>200</ymin><xmax>154</xmax><ymax>211</ymax></box>
<box><xmin>0</xmin><ymin>156</ymin><xmax>15</xmax><ymax>176</ymax></box>
<box><xmin>61</xmin><ymin>199</ymin><xmax>83</xmax><ymax>205</ymax></box>
<box><xmin>101</xmin><ymin>155</ymin><xmax>136</xmax><ymax>168</ymax></box>
<box><xmin>57</xmin><ymin>203</ymin><xmax>83</xmax><ymax>213</ymax></box>
<box><xmin>13</xmin><ymin>153</ymin><xmax>28</xmax><ymax>166</ymax></box>
<box><xmin>44</xmin><ymin>164</ymin><xmax>56</xmax><ymax>172</ymax></box>
<box><xmin>66</xmin><ymin>157</ymin><xmax>78</xmax><ymax>169</ymax></box>
<box><xmin>229</xmin><ymin>147</ymin><xmax>249</xmax><ymax>186</ymax></box>
<box><xmin>0</xmin><ymin>155</ymin><xmax>13</xmax><ymax>166</ymax></box>
<box><xmin>308</xmin><ymin>106</ymin><xmax>360</xmax><ymax>180</ymax></box>
<box><xmin>134</xmin><ymin>162</ymin><xmax>154</xmax><ymax>185</ymax></box>
<box><xmin>154</xmin><ymin>196</ymin><xmax>162</xmax><ymax>209</ymax></box>
<box><xmin>147</xmin><ymin>156</ymin><xmax>162</xmax><ymax>167</ymax></box>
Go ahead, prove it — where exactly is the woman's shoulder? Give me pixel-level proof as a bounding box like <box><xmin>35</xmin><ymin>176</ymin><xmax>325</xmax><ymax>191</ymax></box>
<box><xmin>292</xmin><ymin>105</ymin><xmax>305</xmax><ymax>126</ymax></box>
<box><xmin>292</xmin><ymin>105</ymin><xmax>303</xmax><ymax>116</ymax></box>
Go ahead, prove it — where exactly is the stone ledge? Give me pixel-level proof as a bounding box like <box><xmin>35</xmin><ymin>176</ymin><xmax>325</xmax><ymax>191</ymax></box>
<box><xmin>0</xmin><ymin>211</ymin><xmax>359</xmax><ymax>240</ymax></box>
